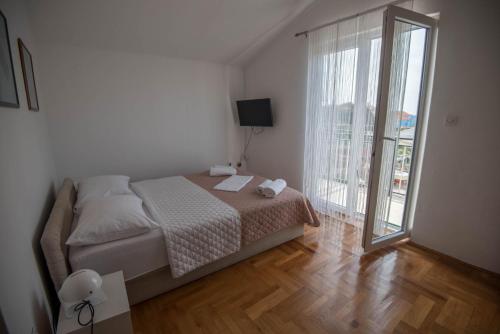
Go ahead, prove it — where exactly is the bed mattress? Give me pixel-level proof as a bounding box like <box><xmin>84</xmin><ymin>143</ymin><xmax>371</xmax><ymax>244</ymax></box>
<box><xmin>69</xmin><ymin>225</ymin><xmax>168</xmax><ymax>280</ymax></box>
<box><xmin>69</xmin><ymin>170</ymin><xmax>319</xmax><ymax>281</ymax></box>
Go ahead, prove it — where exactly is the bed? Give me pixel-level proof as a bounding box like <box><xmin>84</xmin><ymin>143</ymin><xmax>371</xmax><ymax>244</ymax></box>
<box><xmin>41</xmin><ymin>171</ymin><xmax>319</xmax><ymax>305</ymax></box>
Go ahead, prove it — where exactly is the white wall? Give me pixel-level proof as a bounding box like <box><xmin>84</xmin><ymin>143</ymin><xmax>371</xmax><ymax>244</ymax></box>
<box><xmin>37</xmin><ymin>44</ymin><xmax>243</xmax><ymax>183</ymax></box>
<box><xmin>0</xmin><ymin>0</ymin><xmax>58</xmax><ymax>333</ymax></box>
<box><xmin>225</xmin><ymin>66</ymin><xmax>246</xmax><ymax>166</ymax></box>
<box><xmin>244</xmin><ymin>0</ymin><xmax>500</xmax><ymax>273</ymax></box>
<box><xmin>410</xmin><ymin>0</ymin><xmax>500</xmax><ymax>273</ymax></box>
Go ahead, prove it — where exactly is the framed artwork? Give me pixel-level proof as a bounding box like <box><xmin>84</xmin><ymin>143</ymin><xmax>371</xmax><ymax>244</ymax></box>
<box><xmin>18</xmin><ymin>38</ymin><xmax>39</xmax><ymax>111</ymax></box>
<box><xmin>0</xmin><ymin>10</ymin><xmax>19</xmax><ymax>108</ymax></box>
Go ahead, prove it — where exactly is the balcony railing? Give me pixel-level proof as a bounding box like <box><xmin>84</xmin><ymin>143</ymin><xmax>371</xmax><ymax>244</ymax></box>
<box><xmin>316</xmin><ymin>137</ymin><xmax>413</xmax><ymax>228</ymax></box>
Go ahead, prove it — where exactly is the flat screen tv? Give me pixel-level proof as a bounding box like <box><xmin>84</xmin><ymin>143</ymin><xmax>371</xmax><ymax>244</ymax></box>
<box><xmin>237</xmin><ymin>98</ymin><xmax>273</xmax><ymax>127</ymax></box>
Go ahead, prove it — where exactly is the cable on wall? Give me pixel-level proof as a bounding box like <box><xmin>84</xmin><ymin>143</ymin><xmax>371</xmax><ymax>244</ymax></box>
<box><xmin>242</xmin><ymin>127</ymin><xmax>265</xmax><ymax>162</ymax></box>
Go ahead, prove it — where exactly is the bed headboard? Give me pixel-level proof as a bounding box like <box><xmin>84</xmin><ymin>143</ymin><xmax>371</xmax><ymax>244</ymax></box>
<box><xmin>40</xmin><ymin>178</ymin><xmax>76</xmax><ymax>291</ymax></box>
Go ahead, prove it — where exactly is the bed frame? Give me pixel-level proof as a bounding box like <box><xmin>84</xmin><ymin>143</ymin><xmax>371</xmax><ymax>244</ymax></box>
<box><xmin>40</xmin><ymin>178</ymin><xmax>304</xmax><ymax>305</ymax></box>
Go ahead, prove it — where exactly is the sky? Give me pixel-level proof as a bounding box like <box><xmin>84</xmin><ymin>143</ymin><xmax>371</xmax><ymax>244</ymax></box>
<box><xmin>402</xmin><ymin>27</ymin><xmax>426</xmax><ymax>115</ymax></box>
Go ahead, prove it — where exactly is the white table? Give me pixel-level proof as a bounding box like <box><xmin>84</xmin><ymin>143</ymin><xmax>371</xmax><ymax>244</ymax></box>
<box><xmin>57</xmin><ymin>271</ymin><xmax>133</xmax><ymax>334</ymax></box>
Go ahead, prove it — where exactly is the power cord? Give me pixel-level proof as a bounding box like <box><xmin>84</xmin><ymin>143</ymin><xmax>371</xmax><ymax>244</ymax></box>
<box><xmin>74</xmin><ymin>300</ymin><xmax>94</xmax><ymax>334</ymax></box>
<box><xmin>242</xmin><ymin>127</ymin><xmax>265</xmax><ymax>162</ymax></box>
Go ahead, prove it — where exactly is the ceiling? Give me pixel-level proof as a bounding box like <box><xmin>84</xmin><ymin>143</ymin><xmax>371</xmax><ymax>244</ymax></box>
<box><xmin>28</xmin><ymin>0</ymin><xmax>315</xmax><ymax>64</ymax></box>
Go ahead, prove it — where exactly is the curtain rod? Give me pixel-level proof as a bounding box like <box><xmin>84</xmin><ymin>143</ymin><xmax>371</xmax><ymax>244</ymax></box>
<box><xmin>294</xmin><ymin>0</ymin><xmax>411</xmax><ymax>37</ymax></box>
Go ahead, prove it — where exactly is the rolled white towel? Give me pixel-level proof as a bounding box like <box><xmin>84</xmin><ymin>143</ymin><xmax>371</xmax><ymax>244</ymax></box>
<box><xmin>262</xmin><ymin>179</ymin><xmax>287</xmax><ymax>198</ymax></box>
<box><xmin>209</xmin><ymin>165</ymin><xmax>237</xmax><ymax>177</ymax></box>
<box><xmin>256</xmin><ymin>179</ymin><xmax>273</xmax><ymax>195</ymax></box>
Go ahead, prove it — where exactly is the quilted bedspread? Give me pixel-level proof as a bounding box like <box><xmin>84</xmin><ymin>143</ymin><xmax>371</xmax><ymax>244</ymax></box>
<box><xmin>131</xmin><ymin>176</ymin><xmax>241</xmax><ymax>278</ymax></box>
<box><xmin>186</xmin><ymin>171</ymin><xmax>320</xmax><ymax>244</ymax></box>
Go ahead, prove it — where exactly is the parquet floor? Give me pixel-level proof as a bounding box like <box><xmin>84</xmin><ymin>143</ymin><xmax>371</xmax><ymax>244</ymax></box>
<box><xmin>131</xmin><ymin>218</ymin><xmax>500</xmax><ymax>333</ymax></box>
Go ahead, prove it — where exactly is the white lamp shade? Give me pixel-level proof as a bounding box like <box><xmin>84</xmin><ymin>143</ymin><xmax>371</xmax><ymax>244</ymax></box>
<box><xmin>58</xmin><ymin>269</ymin><xmax>106</xmax><ymax>318</ymax></box>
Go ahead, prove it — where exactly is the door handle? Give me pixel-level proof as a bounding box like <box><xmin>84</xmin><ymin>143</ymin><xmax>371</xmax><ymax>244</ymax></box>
<box><xmin>382</xmin><ymin>136</ymin><xmax>396</xmax><ymax>142</ymax></box>
<box><xmin>373</xmin><ymin>136</ymin><xmax>397</xmax><ymax>157</ymax></box>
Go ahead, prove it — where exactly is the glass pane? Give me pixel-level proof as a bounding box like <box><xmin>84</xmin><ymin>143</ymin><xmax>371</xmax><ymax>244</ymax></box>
<box><xmin>372</xmin><ymin>20</ymin><xmax>427</xmax><ymax>240</ymax></box>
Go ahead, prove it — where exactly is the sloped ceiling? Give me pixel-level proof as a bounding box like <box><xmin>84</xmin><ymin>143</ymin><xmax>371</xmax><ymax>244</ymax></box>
<box><xmin>28</xmin><ymin>0</ymin><xmax>315</xmax><ymax>64</ymax></box>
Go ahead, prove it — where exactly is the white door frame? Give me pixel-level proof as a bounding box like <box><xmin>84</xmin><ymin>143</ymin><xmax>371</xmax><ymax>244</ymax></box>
<box><xmin>362</xmin><ymin>5</ymin><xmax>437</xmax><ymax>252</ymax></box>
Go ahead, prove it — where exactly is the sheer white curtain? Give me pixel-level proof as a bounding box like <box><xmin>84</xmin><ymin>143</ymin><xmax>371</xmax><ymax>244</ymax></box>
<box><xmin>303</xmin><ymin>4</ymin><xmax>416</xmax><ymax>250</ymax></box>
<box><xmin>303</xmin><ymin>10</ymin><xmax>385</xmax><ymax>251</ymax></box>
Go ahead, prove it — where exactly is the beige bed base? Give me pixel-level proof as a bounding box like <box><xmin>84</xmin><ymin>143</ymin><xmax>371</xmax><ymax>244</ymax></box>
<box><xmin>41</xmin><ymin>178</ymin><xmax>304</xmax><ymax>305</ymax></box>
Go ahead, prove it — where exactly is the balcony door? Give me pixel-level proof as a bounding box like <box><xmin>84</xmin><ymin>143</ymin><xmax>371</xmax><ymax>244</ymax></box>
<box><xmin>362</xmin><ymin>6</ymin><xmax>437</xmax><ymax>251</ymax></box>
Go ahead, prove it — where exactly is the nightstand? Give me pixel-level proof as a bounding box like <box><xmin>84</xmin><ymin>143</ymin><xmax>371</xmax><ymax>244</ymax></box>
<box><xmin>56</xmin><ymin>271</ymin><xmax>133</xmax><ymax>334</ymax></box>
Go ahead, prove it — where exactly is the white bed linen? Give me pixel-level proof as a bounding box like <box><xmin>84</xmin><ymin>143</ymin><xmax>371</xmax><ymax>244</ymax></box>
<box><xmin>69</xmin><ymin>220</ymin><xmax>168</xmax><ymax>280</ymax></box>
<box><xmin>67</xmin><ymin>195</ymin><xmax>157</xmax><ymax>246</ymax></box>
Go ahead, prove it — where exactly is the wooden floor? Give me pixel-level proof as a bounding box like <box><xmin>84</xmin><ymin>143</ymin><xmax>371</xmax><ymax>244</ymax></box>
<box><xmin>131</xmin><ymin>219</ymin><xmax>500</xmax><ymax>333</ymax></box>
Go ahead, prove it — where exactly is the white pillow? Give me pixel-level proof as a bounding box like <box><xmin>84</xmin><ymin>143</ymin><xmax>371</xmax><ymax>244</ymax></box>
<box><xmin>75</xmin><ymin>175</ymin><xmax>132</xmax><ymax>213</ymax></box>
<box><xmin>66</xmin><ymin>195</ymin><xmax>157</xmax><ymax>246</ymax></box>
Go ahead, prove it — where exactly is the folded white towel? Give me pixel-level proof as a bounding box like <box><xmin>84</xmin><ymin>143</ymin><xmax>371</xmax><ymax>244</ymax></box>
<box><xmin>256</xmin><ymin>179</ymin><xmax>273</xmax><ymax>195</ymax></box>
<box><xmin>209</xmin><ymin>165</ymin><xmax>237</xmax><ymax>177</ymax></box>
<box><xmin>214</xmin><ymin>175</ymin><xmax>254</xmax><ymax>192</ymax></box>
<box><xmin>261</xmin><ymin>179</ymin><xmax>287</xmax><ymax>198</ymax></box>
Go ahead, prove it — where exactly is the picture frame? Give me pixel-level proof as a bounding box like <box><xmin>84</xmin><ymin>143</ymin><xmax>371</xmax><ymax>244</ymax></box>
<box><xmin>18</xmin><ymin>38</ymin><xmax>39</xmax><ymax>111</ymax></box>
<box><xmin>0</xmin><ymin>10</ymin><xmax>19</xmax><ymax>108</ymax></box>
